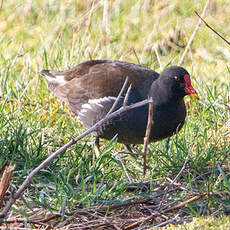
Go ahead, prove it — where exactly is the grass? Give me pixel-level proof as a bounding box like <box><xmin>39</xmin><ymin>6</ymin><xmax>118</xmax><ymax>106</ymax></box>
<box><xmin>0</xmin><ymin>0</ymin><xmax>229</xmax><ymax>229</ymax></box>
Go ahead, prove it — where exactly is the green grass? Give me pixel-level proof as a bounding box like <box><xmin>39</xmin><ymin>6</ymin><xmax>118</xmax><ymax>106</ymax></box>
<box><xmin>0</xmin><ymin>0</ymin><xmax>229</xmax><ymax>228</ymax></box>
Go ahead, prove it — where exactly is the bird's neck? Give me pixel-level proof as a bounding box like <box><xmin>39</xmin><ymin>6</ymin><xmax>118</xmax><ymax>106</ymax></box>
<box><xmin>149</xmin><ymin>80</ymin><xmax>183</xmax><ymax>106</ymax></box>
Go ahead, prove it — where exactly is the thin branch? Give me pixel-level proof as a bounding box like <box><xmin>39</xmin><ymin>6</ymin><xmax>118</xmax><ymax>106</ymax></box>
<box><xmin>0</xmin><ymin>98</ymin><xmax>153</xmax><ymax>218</ymax></box>
<box><xmin>107</xmin><ymin>76</ymin><xmax>129</xmax><ymax>115</ymax></box>
<box><xmin>0</xmin><ymin>163</ymin><xmax>15</xmax><ymax>208</ymax></box>
<box><xmin>5</xmin><ymin>213</ymin><xmax>62</xmax><ymax>226</ymax></box>
<box><xmin>123</xmin><ymin>83</ymin><xmax>132</xmax><ymax>107</ymax></box>
<box><xmin>2</xmin><ymin>219</ymin><xmax>49</xmax><ymax>227</ymax></box>
<box><xmin>179</xmin><ymin>0</ymin><xmax>210</xmax><ymax>65</ymax></box>
<box><xmin>124</xmin><ymin>193</ymin><xmax>205</xmax><ymax>230</ymax></box>
<box><xmin>99</xmin><ymin>199</ymin><xmax>151</xmax><ymax>212</ymax></box>
<box><xmin>154</xmin><ymin>214</ymin><xmax>180</xmax><ymax>227</ymax></box>
<box><xmin>195</xmin><ymin>11</ymin><xmax>230</xmax><ymax>46</ymax></box>
<box><xmin>191</xmin><ymin>168</ymin><xmax>230</xmax><ymax>183</ymax></box>
<box><xmin>143</xmin><ymin>98</ymin><xmax>153</xmax><ymax>175</ymax></box>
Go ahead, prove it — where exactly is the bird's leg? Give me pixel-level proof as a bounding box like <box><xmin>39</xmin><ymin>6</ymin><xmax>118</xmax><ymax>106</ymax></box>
<box><xmin>165</xmin><ymin>137</ymin><xmax>171</xmax><ymax>152</ymax></box>
<box><xmin>124</xmin><ymin>144</ymin><xmax>139</xmax><ymax>161</ymax></box>
<box><xmin>124</xmin><ymin>144</ymin><xmax>133</xmax><ymax>153</ymax></box>
<box><xmin>94</xmin><ymin>136</ymin><xmax>101</xmax><ymax>159</ymax></box>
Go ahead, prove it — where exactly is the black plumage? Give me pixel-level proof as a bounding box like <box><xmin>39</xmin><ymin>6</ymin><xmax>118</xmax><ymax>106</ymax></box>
<box><xmin>40</xmin><ymin>60</ymin><xmax>198</xmax><ymax>144</ymax></box>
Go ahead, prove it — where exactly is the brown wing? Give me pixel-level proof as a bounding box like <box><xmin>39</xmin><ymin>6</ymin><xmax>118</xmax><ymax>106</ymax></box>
<box><xmin>44</xmin><ymin>60</ymin><xmax>159</xmax><ymax>115</ymax></box>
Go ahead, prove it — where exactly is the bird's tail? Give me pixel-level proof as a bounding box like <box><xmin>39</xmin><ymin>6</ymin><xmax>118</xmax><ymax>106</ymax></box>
<box><xmin>39</xmin><ymin>69</ymin><xmax>55</xmax><ymax>78</ymax></box>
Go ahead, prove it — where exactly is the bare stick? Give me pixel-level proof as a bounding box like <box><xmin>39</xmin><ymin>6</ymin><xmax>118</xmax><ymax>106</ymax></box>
<box><xmin>191</xmin><ymin>168</ymin><xmax>230</xmax><ymax>183</ymax></box>
<box><xmin>0</xmin><ymin>163</ymin><xmax>15</xmax><ymax>208</ymax></box>
<box><xmin>143</xmin><ymin>98</ymin><xmax>153</xmax><ymax>175</ymax></box>
<box><xmin>2</xmin><ymin>220</ymin><xmax>49</xmax><ymax>227</ymax></box>
<box><xmin>124</xmin><ymin>193</ymin><xmax>205</xmax><ymax>230</ymax></box>
<box><xmin>4</xmin><ymin>214</ymin><xmax>61</xmax><ymax>226</ymax></box>
<box><xmin>123</xmin><ymin>84</ymin><xmax>132</xmax><ymax>107</ymax></box>
<box><xmin>107</xmin><ymin>77</ymin><xmax>129</xmax><ymax>115</ymax></box>
<box><xmin>0</xmin><ymin>98</ymin><xmax>153</xmax><ymax>218</ymax></box>
<box><xmin>195</xmin><ymin>11</ymin><xmax>230</xmax><ymax>46</ymax></box>
<box><xmin>99</xmin><ymin>199</ymin><xmax>151</xmax><ymax>212</ymax></box>
<box><xmin>179</xmin><ymin>0</ymin><xmax>210</xmax><ymax>65</ymax></box>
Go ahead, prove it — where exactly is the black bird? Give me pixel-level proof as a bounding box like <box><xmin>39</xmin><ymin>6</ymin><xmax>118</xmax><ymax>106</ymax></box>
<box><xmin>40</xmin><ymin>60</ymin><xmax>198</xmax><ymax>144</ymax></box>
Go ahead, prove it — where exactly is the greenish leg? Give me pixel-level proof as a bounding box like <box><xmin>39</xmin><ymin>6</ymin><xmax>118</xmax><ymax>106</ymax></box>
<box><xmin>94</xmin><ymin>136</ymin><xmax>101</xmax><ymax>158</ymax></box>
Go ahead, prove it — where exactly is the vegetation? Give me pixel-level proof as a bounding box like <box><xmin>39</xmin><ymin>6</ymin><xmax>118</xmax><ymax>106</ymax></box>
<box><xmin>0</xmin><ymin>0</ymin><xmax>229</xmax><ymax>229</ymax></box>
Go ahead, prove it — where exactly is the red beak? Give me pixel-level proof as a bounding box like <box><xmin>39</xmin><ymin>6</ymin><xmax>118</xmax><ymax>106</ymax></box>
<box><xmin>184</xmin><ymin>74</ymin><xmax>199</xmax><ymax>99</ymax></box>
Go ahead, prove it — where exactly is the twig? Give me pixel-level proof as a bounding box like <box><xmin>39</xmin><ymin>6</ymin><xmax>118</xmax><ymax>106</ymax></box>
<box><xmin>99</xmin><ymin>199</ymin><xmax>151</xmax><ymax>212</ymax></box>
<box><xmin>112</xmin><ymin>223</ymin><xmax>122</xmax><ymax>230</ymax></box>
<box><xmin>73</xmin><ymin>222</ymin><xmax>113</xmax><ymax>230</ymax></box>
<box><xmin>0</xmin><ymin>163</ymin><xmax>15</xmax><ymax>208</ymax></box>
<box><xmin>124</xmin><ymin>193</ymin><xmax>205</xmax><ymax>230</ymax></box>
<box><xmin>154</xmin><ymin>213</ymin><xmax>180</xmax><ymax>227</ymax></box>
<box><xmin>191</xmin><ymin>168</ymin><xmax>230</xmax><ymax>183</ymax></box>
<box><xmin>2</xmin><ymin>219</ymin><xmax>50</xmax><ymax>226</ymax></box>
<box><xmin>123</xmin><ymin>84</ymin><xmax>132</xmax><ymax>107</ymax></box>
<box><xmin>39</xmin><ymin>214</ymin><xmax>61</xmax><ymax>223</ymax></box>
<box><xmin>143</xmin><ymin>98</ymin><xmax>153</xmax><ymax>175</ymax></box>
<box><xmin>0</xmin><ymin>99</ymin><xmax>153</xmax><ymax>218</ymax></box>
<box><xmin>179</xmin><ymin>0</ymin><xmax>210</xmax><ymax>65</ymax></box>
<box><xmin>107</xmin><ymin>77</ymin><xmax>129</xmax><ymax>115</ymax></box>
<box><xmin>4</xmin><ymin>214</ymin><xmax>62</xmax><ymax>227</ymax></box>
<box><xmin>195</xmin><ymin>11</ymin><xmax>230</xmax><ymax>46</ymax></box>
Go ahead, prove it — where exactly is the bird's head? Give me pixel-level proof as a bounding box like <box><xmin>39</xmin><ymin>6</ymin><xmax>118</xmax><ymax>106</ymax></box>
<box><xmin>159</xmin><ymin>66</ymin><xmax>199</xmax><ymax>100</ymax></box>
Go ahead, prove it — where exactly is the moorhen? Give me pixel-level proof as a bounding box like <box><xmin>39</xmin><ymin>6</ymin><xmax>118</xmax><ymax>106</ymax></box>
<box><xmin>40</xmin><ymin>60</ymin><xmax>198</xmax><ymax>144</ymax></box>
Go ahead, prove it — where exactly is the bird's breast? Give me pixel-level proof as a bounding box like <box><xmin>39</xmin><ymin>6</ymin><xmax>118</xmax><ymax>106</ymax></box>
<box><xmin>149</xmin><ymin>101</ymin><xmax>186</xmax><ymax>141</ymax></box>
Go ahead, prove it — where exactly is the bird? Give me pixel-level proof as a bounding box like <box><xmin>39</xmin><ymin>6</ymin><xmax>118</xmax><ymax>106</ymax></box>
<box><xmin>39</xmin><ymin>60</ymin><xmax>198</xmax><ymax>145</ymax></box>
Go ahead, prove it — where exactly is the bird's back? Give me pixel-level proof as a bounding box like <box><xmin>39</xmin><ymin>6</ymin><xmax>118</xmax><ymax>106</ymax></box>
<box><xmin>40</xmin><ymin>60</ymin><xmax>159</xmax><ymax>115</ymax></box>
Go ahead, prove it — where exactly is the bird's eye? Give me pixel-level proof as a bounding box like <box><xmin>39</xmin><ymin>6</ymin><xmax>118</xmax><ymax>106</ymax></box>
<box><xmin>174</xmin><ymin>76</ymin><xmax>180</xmax><ymax>82</ymax></box>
